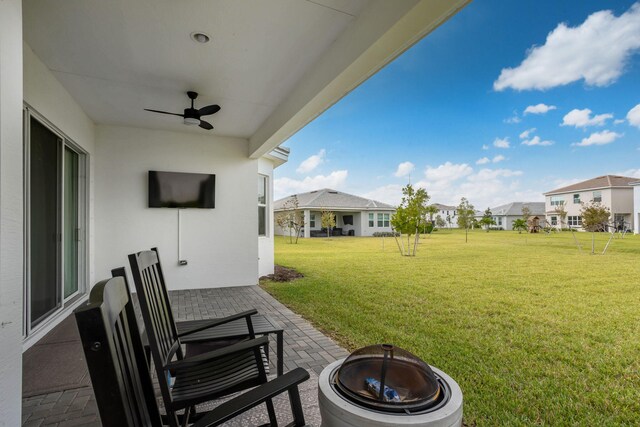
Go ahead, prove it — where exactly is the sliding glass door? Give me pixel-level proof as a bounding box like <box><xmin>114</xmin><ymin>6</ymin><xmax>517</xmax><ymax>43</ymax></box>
<box><xmin>29</xmin><ymin>117</ymin><xmax>60</xmax><ymax>325</ymax></box>
<box><xmin>64</xmin><ymin>147</ymin><xmax>79</xmax><ymax>298</ymax></box>
<box><xmin>26</xmin><ymin>112</ymin><xmax>87</xmax><ymax>331</ymax></box>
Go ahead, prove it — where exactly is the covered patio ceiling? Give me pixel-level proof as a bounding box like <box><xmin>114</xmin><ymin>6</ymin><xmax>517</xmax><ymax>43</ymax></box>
<box><xmin>23</xmin><ymin>0</ymin><xmax>470</xmax><ymax>157</ymax></box>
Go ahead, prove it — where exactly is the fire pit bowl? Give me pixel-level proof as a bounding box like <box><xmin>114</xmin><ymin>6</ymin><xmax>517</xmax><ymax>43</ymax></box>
<box><xmin>318</xmin><ymin>344</ymin><xmax>463</xmax><ymax>427</ymax></box>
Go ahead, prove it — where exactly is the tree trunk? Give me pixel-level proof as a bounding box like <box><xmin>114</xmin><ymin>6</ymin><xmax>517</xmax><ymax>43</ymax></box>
<box><xmin>413</xmin><ymin>228</ymin><xmax>419</xmax><ymax>256</ymax></box>
<box><xmin>465</xmin><ymin>227</ymin><xmax>468</xmax><ymax>243</ymax></box>
<box><xmin>591</xmin><ymin>232</ymin><xmax>595</xmax><ymax>254</ymax></box>
<box><xmin>393</xmin><ymin>233</ymin><xmax>404</xmax><ymax>256</ymax></box>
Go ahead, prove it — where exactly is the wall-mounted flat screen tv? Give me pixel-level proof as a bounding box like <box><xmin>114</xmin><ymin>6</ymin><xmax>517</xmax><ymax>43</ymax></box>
<box><xmin>148</xmin><ymin>171</ymin><xmax>215</xmax><ymax>208</ymax></box>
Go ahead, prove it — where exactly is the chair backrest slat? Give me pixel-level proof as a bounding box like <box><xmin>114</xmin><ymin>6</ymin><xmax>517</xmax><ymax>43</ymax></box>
<box><xmin>75</xmin><ymin>277</ymin><xmax>162</xmax><ymax>427</ymax></box>
<box><xmin>128</xmin><ymin>247</ymin><xmax>182</xmax><ymax>406</ymax></box>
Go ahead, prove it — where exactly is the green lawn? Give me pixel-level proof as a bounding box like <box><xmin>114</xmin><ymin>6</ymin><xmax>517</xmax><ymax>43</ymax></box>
<box><xmin>261</xmin><ymin>229</ymin><xmax>640</xmax><ymax>426</ymax></box>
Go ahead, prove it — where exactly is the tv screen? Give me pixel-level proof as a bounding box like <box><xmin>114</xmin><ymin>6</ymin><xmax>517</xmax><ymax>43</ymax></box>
<box><xmin>148</xmin><ymin>171</ymin><xmax>215</xmax><ymax>208</ymax></box>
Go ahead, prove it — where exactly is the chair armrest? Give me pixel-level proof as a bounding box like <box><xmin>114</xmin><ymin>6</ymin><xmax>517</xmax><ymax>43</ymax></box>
<box><xmin>177</xmin><ymin>309</ymin><xmax>258</xmax><ymax>338</ymax></box>
<box><xmin>191</xmin><ymin>368</ymin><xmax>310</xmax><ymax>427</ymax></box>
<box><xmin>165</xmin><ymin>336</ymin><xmax>268</xmax><ymax>373</ymax></box>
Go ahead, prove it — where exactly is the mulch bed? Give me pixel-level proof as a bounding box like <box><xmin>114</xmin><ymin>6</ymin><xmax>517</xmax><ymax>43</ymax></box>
<box><xmin>260</xmin><ymin>265</ymin><xmax>303</xmax><ymax>282</ymax></box>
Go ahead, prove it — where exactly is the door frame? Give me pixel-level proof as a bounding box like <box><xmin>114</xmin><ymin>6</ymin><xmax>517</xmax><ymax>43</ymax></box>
<box><xmin>23</xmin><ymin>105</ymin><xmax>90</xmax><ymax>342</ymax></box>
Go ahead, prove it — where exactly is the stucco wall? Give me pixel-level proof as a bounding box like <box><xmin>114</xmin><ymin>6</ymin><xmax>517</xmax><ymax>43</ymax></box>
<box><xmin>546</xmin><ymin>188</ymin><xmax>633</xmax><ymax>229</ymax></box>
<box><xmin>22</xmin><ymin>44</ymin><xmax>98</xmax><ymax>347</ymax></box>
<box><xmin>360</xmin><ymin>211</ymin><xmax>394</xmax><ymax>237</ymax></box>
<box><xmin>258</xmin><ymin>158</ymin><xmax>275</xmax><ymax>277</ymax></box>
<box><xmin>95</xmin><ymin>125</ymin><xmax>261</xmax><ymax>290</ymax></box>
<box><xmin>0</xmin><ymin>1</ymin><xmax>25</xmax><ymax>422</ymax></box>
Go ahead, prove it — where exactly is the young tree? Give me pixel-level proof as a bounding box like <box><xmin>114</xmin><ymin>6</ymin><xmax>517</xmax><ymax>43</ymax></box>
<box><xmin>424</xmin><ymin>205</ymin><xmax>439</xmax><ymax>234</ymax></box>
<box><xmin>435</xmin><ymin>215</ymin><xmax>446</xmax><ymax>228</ymax></box>
<box><xmin>580</xmin><ymin>201</ymin><xmax>610</xmax><ymax>254</ymax></box>
<box><xmin>456</xmin><ymin>198</ymin><xmax>475</xmax><ymax>242</ymax></box>
<box><xmin>512</xmin><ymin>218</ymin><xmax>528</xmax><ymax>234</ymax></box>
<box><xmin>554</xmin><ymin>204</ymin><xmax>567</xmax><ymax>229</ymax></box>
<box><xmin>479</xmin><ymin>208</ymin><xmax>496</xmax><ymax>232</ymax></box>
<box><xmin>320</xmin><ymin>209</ymin><xmax>336</xmax><ymax>238</ymax></box>
<box><xmin>274</xmin><ymin>195</ymin><xmax>305</xmax><ymax>243</ymax></box>
<box><xmin>390</xmin><ymin>184</ymin><xmax>430</xmax><ymax>256</ymax></box>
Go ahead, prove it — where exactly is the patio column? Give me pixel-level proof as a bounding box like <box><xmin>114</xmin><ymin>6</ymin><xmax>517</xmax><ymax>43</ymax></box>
<box><xmin>0</xmin><ymin>0</ymin><xmax>25</xmax><ymax>424</ymax></box>
<box><xmin>304</xmin><ymin>209</ymin><xmax>310</xmax><ymax>238</ymax></box>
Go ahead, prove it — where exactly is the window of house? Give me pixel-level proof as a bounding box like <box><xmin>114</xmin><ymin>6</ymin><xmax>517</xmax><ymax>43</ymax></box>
<box><xmin>377</xmin><ymin>213</ymin><xmax>390</xmax><ymax>227</ymax></box>
<box><xmin>368</xmin><ymin>213</ymin><xmax>374</xmax><ymax>227</ymax></box>
<box><xmin>309</xmin><ymin>213</ymin><xmax>315</xmax><ymax>228</ymax></box>
<box><xmin>573</xmin><ymin>194</ymin><xmax>580</xmax><ymax>204</ymax></box>
<box><xmin>551</xmin><ymin>216</ymin><xmax>557</xmax><ymax>226</ymax></box>
<box><xmin>550</xmin><ymin>196</ymin><xmax>564</xmax><ymax>206</ymax></box>
<box><xmin>495</xmin><ymin>217</ymin><xmax>502</xmax><ymax>226</ymax></box>
<box><xmin>568</xmin><ymin>216</ymin><xmax>582</xmax><ymax>227</ymax></box>
<box><xmin>258</xmin><ymin>175</ymin><xmax>267</xmax><ymax>236</ymax></box>
<box><xmin>25</xmin><ymin>110</ymin><xmax>89</xmax><ymax>335</ymax></box>
<box><xmin>592</xmin><ymin>191</ymin><xmax>602</xmax><ymax>203</ymax></box>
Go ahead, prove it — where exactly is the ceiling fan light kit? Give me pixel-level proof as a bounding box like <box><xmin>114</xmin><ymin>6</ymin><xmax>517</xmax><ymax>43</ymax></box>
<box><xmin>144</xmin><ymin>91</ymin><xmax>220</xmax><ymax>130</ymax></box>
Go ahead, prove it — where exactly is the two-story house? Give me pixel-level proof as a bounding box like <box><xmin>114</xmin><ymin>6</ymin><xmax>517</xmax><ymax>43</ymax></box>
<box><xmin>430</xmin><ymin>203</ymin><xmax>458</xmax><ymax>228</ymax></box>
<box><xmin>544</xmin><ymin>175</ymin><xmax>636</xmax><ymax>231</ymax></box>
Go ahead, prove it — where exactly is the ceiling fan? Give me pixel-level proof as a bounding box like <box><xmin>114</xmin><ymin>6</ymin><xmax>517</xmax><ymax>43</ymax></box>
<box><xmin>145</xmin><ymin>91</ymin><xmax>220</xmax><ymax>130</ymax></box>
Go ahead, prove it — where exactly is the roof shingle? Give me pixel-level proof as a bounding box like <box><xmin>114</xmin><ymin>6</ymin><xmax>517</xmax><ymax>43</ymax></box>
<box><xmin>544</xmin><ymin>175</ymin><xmax>636</xmax><ymax>195</ymax></box>
<box><xmin>274</xmin><ymin>189</ymin><xmax>395</xmax><ymax>211</ymax></box>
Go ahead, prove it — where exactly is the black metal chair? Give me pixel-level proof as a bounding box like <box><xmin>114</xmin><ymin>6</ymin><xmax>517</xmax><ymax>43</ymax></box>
<box><xmin>128</xmin><ymin>248</ymin><xmax>277</xmax><ymax>426</ymax></box>
<box><xmin>76</xmin><ymin>276</ymin><xmax>310</xmax><ymax>426</ymax></box>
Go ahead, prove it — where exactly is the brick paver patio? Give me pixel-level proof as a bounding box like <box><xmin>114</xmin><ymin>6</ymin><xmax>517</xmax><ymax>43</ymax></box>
<box><xmin>22</xmin><ymin>285</ymin><xmax>349</xmax><ymax>426</ymax></box>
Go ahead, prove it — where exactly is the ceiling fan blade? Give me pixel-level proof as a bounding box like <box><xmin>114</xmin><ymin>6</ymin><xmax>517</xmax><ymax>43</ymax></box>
<box><xmin>198</xmin><ymin>104</ymin><xmax>221</xmax><ymax>117</ymax></box>
<box><xmin>199</xmin><ymin>120</ymin><xmax>213</xmax><ymax>130</ymax></box>
<box><xmin>144</xmin><ymin>109</ymin><xmax>184</xmax><ymax>117</ymax></box>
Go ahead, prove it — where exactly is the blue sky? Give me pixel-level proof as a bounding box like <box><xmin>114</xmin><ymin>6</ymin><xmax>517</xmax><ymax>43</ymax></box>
<box><xmin>274</xmin><ymin>0</ymin><xmax>640</xmax><ymax>209</ymax></box>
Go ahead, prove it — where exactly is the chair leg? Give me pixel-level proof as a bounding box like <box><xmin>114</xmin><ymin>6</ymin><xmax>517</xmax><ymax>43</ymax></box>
<box><xmin>266</xmin><ymin>398</ymin><xmax>277</xmax><ymax>426</ymax></box>
<box><xmin>162</xmin><ymin>410</ymin><xmax>181</xmax><ymax>427</ymax></box>
<box><xmin>288</xmin><ymin>386</ymin><xmax>306</xmax><ymax>427</ymax></box>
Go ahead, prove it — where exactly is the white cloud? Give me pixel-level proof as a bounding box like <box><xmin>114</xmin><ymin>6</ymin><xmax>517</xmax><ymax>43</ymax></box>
<box><xmin>407</xmin><ymin>162</ymin><xmax>529</xmax><ymax>209</ymax></box>
<box><xmin>524</xmin><ymin>104</ymin><xmax>557</xmax><ymax>115</ymax></box>
<box><xmin>493</xmin><ymin>137</ymin><xmax>510</xmax><ymax>148</ymax></box>
<box><xmin>424</xmin><ymin>162</ymin><xmax>473</xmax><ymax>182</ymax></box>
<box><xmin>394</xmin><ymin>161</ymin><xmax>415</xmax><ymax>178</ymax></box>
<box><xmin>362</xmin><ymin>184</ymin><xmax>404</xmax><ymax>206</ymax></box>
<box><xmin>492</xmin><ymin>155</ymin><xmax>506</xmax><ymax>163</ymax></box>
<box><xmin>627</xmin><ymin>103</ymin><xmax>640</xmax><ymax>127</ymax></box>
<box><xmin>521</xmin><ymin>136</ymin><xmax>554</xmax><ymax>146</ymax></box>
<box><xmin>473</xmin><ymin>168</ymin><xmax>523</xmax><ymax>180</ymax></box>
<box><xmin>619</xmin><ymin>168</ymin><xmax>640</xmax><ymax>178</ymax></box>
<box><xmin>504</xmin><ymin>113</ymin><xmax>521</xmax><ymax>124</ymax></box>
<box><xmin>572</xmin><ymin>130</ymin><xmax>623</xmax><ymax>146</ymax></box>
<box><xmin>274</xmin><ymin>170</ymin><xmax>348</xmax><ymax>199</ymax></box>
<box><xmin>614</xmin><ymin>119</ymin><xmax>625</xmax><ymax>125</ymax></box>
<box><xmin>519</xmin><ymin>128</ymin><xmax>536</xmax><ymax>139</ymax></box>
<box><xmin>296</xmin><ymin>149</ymin><xmax>326</xmax><ymax>174</ymax></box>
<box><xmin>561</xmin><ymin>108</ymin><xmax>613</xmax><ymax>127</ymax></box>
<box><xmin>482</xmin><ymin>144</ymin><xmax>489</xmax><ymax>150</ymax></box>
<box><xmin>494</xmin><ymin>3</ymin><xmax>640</xmax><ymax>91</ymax></box>
<box><xmin>476</xmin><ymin>157</ymin><xmax>490</xmax><ymax>165</ymax></box>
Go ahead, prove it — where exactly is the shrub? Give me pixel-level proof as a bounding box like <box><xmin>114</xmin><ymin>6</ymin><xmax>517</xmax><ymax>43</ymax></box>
<box><xmin>373</xmin><ymin>231</ymin><xmax>399</xmax><ymax>237</ymax></box>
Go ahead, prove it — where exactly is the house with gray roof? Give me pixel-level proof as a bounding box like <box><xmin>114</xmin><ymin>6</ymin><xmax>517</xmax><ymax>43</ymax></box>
<box><xmin>274</xmin><ymin>189</ymin><xmax>395</xmax><ymax>237</ymax></box>
<box><xmin>489</xmin><ymin>202</ymin><xmax>546</xmax><ymax>231</ymax></box>
<box><xmin>544</xmin><ymin>175</ymin><xmax>636</xmax><ymax>231</ymax></box>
